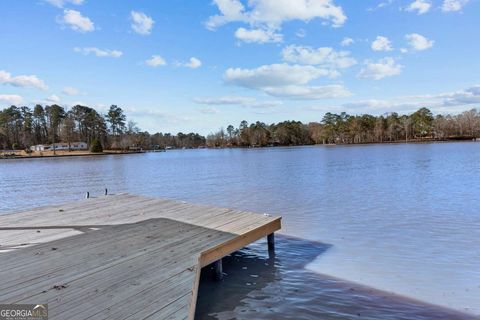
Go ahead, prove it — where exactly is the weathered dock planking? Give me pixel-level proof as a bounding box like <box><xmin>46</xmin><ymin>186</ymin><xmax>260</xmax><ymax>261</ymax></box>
<box><xmin>0</xmin><ymin>194</ymin><xmax>281</xmax><ymax>319</ymax></box>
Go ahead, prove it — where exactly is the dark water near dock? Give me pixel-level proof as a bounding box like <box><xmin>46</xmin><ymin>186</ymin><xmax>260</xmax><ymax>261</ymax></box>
<box><xmin>197</xmin><ymin>236</ymin><xmax>476</xmax><ymax>320</ymax></box>
<box><xmin>1</xmin><ymin>142</ymin><xmax>479</xmax><ymax>318</ymax></box>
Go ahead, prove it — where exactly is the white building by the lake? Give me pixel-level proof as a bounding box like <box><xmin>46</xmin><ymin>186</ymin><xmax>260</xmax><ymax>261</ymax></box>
<box><xmin>30</xmin><ymin>142</ymin><xmax>88</xmax><ymax>152</ymax></box>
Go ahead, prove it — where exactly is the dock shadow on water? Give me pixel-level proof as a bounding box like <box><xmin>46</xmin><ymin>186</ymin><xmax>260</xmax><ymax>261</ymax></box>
<box><xmin>196</xmin><ymin>235</ymin><xmax>477</xmax><ymax>320</ymax></box>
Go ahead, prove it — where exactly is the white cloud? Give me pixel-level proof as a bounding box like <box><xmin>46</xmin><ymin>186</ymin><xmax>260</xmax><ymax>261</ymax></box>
<box><xmin>309</xmin><ymin>85</ymin><xmax>480</xmax><ymax>115</ymax></box>
<box><xmin>441</xmin><ymin>0</ymin><xmax>469</xmax><ymax>12</ymax></box>
<box><xmin>244</xmin><ymin>100</ymin><xmax>283</xmax><ymax>108</ymax></box>
<box><xmin>341</xmin><ymin>85</ymin><xmax>480</xmax><ymax>114</ymax></box>
<box><xmin>74</xmin><ymin>47</ymin><xmax>123</xmax><ymax>58</ymax></box>
<box><xmin>44</xmin><ymin>0</ymin><xmax>84</xmax><ymax>8</ymax></box>
<box><xmin>343</xmin><ymin>99</ymin><xmax>395</xmax><ymax>110</ymax></box>
<box><xmin>235</xmin><ymin>27</ymin><xmax>282</xmax><ymax>43</ymax></box>
<box><xmin>0</xmin><ymin>70</ymin><xmax>48</xmax><ymax>90</ymax></box>
<box><xmin>124</xmin><ymin>108</ymin><xmax>193</xmax><ymax>125</ymax></box>
<box><xmin>371</xmin><ymin>36</ymin><xmax>393</xmax><ymax>51</ymax></box>
<box><xmin>0</xmin><ymin>94</ymin><xmax>23</xmax><ymax>105</ymax></box>
<box><xmin>206</xmin><ymin>0</ymin><xmax>346</xmax><ymax>43</ymax></box>
<box><xmin>405</xmin><ymin>0</ymin><xmax>432</xmax><ymax>14</ymax></box>
<box><xmin>207</xmin><ymin>0</ymin><xmax>347</xmax><ymax>28</ymax></box>
<box><xmin>59</xmin><ymin>9</ymin><xmax>94</xmax><ymax>33</ymax></box>
<box><xmin>368</xmin><ymin>0</ymin><xmax>395</xmax><ymax>11</ymax></box>
<box><xmin>340</xmin><ymin>37</ymin><xmax>354</xmax><ymax>47</ymax></box>
<box><xmin>62</xmin><ymin>86</ymin><xmax>79</xmax><ymax>95</ymax></box>
<box><xmin>177</xmin><ymin>57</ymin><xmax>202</xmax><ymax>69</ymax></box>
<box><xmin>405</xmin><ymin>33</ymin><xmax>434</xmax><ymax>51</ymax></box>
<box><xmin>281</xmin><ymin>45</ymin><xmax>356</xmax><ymax>69</ymax></box>
<box><xmin>195</xmin><ymin>96</ymin><xmax>254</xmax><ymax>105</ymax></box>
<box><xmin>224</xmin><ymin>63</ymin><xmax>349</xmax><ymax>99</ymax></box>
<box><xmin>306</xmin><ymin>105</ymin><xmax>343</xmax><ymax>112</ymax></box>
<box><xmin>199</xmin><ymin>107</ymin><xmax>220</xmax><ymax>114</ymax></box>
<box><xmin>262</xmin><ymin>84</ymin><xmax>351</xmax><ymax>99</ymax></box>
<box><xmin>145</xmin><ymin>55</ymin><xmax>167</xmax><ymax>67</ymax></box>
<box><xmin>45</xmin><ymin>94</ymin><xmax>61</xmax><ymax>104</ymax></box>
<box><xmin>131</xmin><ymin>11</ymin><xmax>154</xmax><ymax>35</ymax></box>
<box><xmin>225</xmin><ymin>63</ymin><xmax>337</xmax><ymax>88</ymax></box>
<box><xmin>194</xmin><ymin>96</ymin><xmax>282</xmax><ymax>108</ymax></box>
<box><xmin>441</xmin><ymin>85</ymin><xmax>480</xmax><ymax>105</ymax></box>
<box><xmin>207</xmin><ymin>0</ymin><xmax>245</xmax><ymax>29</ymax></box>
<box><xmin>358</xmin><ymin>57</ymin><xmax>403</xmax><ymax>80</ymax></box>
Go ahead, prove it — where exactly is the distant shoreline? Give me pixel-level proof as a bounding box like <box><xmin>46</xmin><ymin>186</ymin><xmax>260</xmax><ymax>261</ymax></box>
<box><xmin>2</xmin><ymin>139</ymin><xmax>478</xmax><ymax>160</ymax></box>
<box><xmin>0</xmin><ymin>150</ymin><xmax>147</xmax><ymax>160</ymax></box>
<box><xmin>205</xmin><ymin>137</ymin><xmax>479</xmax><ymax>149</ymax></box>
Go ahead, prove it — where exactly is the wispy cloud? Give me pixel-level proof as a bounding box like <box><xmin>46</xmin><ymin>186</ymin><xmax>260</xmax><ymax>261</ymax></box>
<box><xmin>62</xmin><ymin>86</ymin><xmax>79</xmax><ymax>95</ymax></box>
<box><xmin>342</xmin><ymin>85</ymin><xmax>480</xmax><ymax>113</ymax></box>
<box><xmin>194</xmin><ymin>96</ymin><xmax>283</xmax><ymax>108</ymax></box>
<box><xmin>340</xmin><ymin>37</ymin><xmax>354</xmax><ymax>47</ymax></box>
<box><xmin>441</xmin><ymin>0</ymin><xmax>470</xmax><ymax>12</ymax></box>
<box><xmin>74</xmin><ymin>47</ymin><xmax>123</xmax><ymax>58</ymax></box>
<box><xmin>367</xmin><ymin>0</ymin><xmax>395</xmax><ymax>11</ymax></box>
<box><xmin>44</xmin><ymin>0</ymin><xmax>84</xmax><ymax>8</ymax></box>
<box><xmin>199</xmin><ymin>107</ymin><xmax>220</xmax><ymax>114</ymax></box>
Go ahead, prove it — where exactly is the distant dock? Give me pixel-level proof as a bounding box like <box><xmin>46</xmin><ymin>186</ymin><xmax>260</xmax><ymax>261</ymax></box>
<box><xmin>0</xmin><ymin>194</ymin><xmax>281</xmax><ymax>319</ymax></box>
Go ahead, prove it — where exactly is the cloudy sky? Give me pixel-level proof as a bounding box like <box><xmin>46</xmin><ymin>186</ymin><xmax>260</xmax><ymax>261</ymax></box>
<box><xmin>1</xmin><ymin>0</ymin><xmax>479</xmax><ymax>134</ymax></box>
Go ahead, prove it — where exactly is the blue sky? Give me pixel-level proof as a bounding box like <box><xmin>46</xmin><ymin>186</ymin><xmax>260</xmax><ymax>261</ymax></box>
<box><xmin>1</xmin><ymin>0</ymin><xmax>479</xmax><ymax>134</ymax></box>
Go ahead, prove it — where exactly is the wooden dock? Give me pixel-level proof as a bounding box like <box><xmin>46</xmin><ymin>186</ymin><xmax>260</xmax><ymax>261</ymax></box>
<box><xmin>0</xmin><ymin>194</ymin><xmax>281</xmax><ymax>319</ymax></box>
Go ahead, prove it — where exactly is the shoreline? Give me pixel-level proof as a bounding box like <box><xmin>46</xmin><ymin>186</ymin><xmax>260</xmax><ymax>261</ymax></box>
<box><xmin>2</xmin><ymin>139</ymin><xmax>478</xmax><ymax>160</ymax></box>
<box><xmin>0</xmin><ymin>150</ymin><xmax>146</xmax><ymax>160</ymax></box>
<box><xmin>205</xmin><ymin>138</ymin><xmax>479</xmax><ymax>150</ymax></box>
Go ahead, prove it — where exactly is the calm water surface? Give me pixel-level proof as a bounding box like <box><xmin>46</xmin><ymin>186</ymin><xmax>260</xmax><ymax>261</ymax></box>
<box><xmin>1</xmin><ymin>143</ymin><xmax>479</xmax><ymax>318</ymax></box>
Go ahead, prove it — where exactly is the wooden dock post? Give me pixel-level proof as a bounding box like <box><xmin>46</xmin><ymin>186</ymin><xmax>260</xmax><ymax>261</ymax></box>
<box><xmin>267</xmin><ymin>233</ymin><xmax>275</xmax><ymax>252</ymax></box>
<box><xmin>213</xmin><ymin>259</ymin><xmax>223</xmax><ymax>281</ymax></box>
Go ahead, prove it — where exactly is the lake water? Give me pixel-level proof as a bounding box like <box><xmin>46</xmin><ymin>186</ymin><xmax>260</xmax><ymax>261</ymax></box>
<box><xmin>1</xmin><ymin>143</ymin><xmax>479</xmax><ymax>318</ymax></box>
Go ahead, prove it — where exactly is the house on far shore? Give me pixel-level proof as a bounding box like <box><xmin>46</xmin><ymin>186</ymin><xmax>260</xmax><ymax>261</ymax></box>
<box><xmin>30</xmin><ymin>144</ymin><xmax>50</xmax><ymax>152</ymax></box>
<box><xmin>30</xmin><ymin>142</ymin><xmax>88</xmax><ymax>152</ymax></box>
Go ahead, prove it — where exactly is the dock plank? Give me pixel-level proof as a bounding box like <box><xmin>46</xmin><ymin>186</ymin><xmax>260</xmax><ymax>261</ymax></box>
<box><xmin>0</xmin><ymin>194</ymin><xmax>281</xmax><ymax>320</ymax></box>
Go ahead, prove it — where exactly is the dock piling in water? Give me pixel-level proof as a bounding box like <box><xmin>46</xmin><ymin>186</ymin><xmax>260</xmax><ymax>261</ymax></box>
<box><xmin>213</xmin><ymin>259</ymin><xmax>223</xmax><ymax>281</ymax></box>
<box><xmin>267</xmin><ymin>233</ymin><xmax>275</xmax><ymax>252</ymax></box>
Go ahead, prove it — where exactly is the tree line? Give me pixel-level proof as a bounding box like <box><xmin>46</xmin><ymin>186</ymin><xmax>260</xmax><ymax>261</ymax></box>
<box><xmin>206</xmin><ymin>107</ymin><xmax>480</xmax><ymax>147</ymax></box>
<box><xmin>1</xmin><ymin>105</ymin><xmax>479</xmax><ymax>151</ymax></box>
<box><xmin>0</xmin><ymin>104</ymin><xmax>205</xmax><ymax>150</ymax></box>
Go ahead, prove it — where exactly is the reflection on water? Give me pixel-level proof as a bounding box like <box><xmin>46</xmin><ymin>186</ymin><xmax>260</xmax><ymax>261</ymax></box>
<box><xmin>196</xmin><ymin>236</ymin><xmax>476</xmax><ymax>320</ymax></box>
<box><xmin>1</xmin><ymin>143</ymin><xmax>479</xmax><ymax>316</ymax></box>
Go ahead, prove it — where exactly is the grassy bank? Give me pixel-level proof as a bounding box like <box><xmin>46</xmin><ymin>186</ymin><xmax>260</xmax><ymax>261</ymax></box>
<box><xmin>0</xmin><ymin>149</ymin><xmax>145</xmax><ymax>159</ymax></box>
